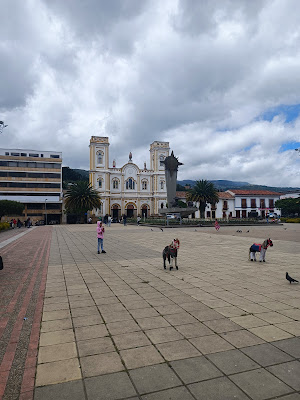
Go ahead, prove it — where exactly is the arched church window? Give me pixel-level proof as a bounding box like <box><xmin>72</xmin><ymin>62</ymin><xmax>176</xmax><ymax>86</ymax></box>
<box><xmin>142</xmin><ymin>180</ymin><xmax>147</xmax><ymax>190</ymax></box>
<box><xmin>126</xmin><ymin>178</ymin><xmax>135</xmax><ymax>190</ymax></box>
<box><xmin>97</xmin><ymin>151</ymin><xmax>104</xmax><ymax>165</ymax></box>
<box><xmin>98</xmin><ymin>178</ymin><xmax>102</xmax><ymax>188</ymax></box>
<box><xmin>161</xmin><ymin>203</ymin><xmax>164</xmax><ymax>209</ymax></box>
<box><xmin>112</xmin><ymin>179</ymin><xmax>119</xmax><ymax>189</ymax></box>
<box><xmin>160</xmin><ymin>181</ymin><xmax>164</xmax><ymax>190</ymax></box>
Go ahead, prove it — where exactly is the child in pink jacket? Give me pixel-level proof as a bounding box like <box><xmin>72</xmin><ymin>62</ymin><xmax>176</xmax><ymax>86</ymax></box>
<box><xmin>97</xmin><ymin>221</ymin><xmax>106</xmax><ymax>254</ymax></box>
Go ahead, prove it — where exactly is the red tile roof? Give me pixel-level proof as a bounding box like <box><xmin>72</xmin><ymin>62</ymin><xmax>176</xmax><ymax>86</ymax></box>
<box><xmin>217</xmin><ymin>192</ymin><xmax>234</xmax><ymax>199</ymax></box>
<box><xmin>227</xmin><ymin>190</ymin><xmax>281</xmax><ymax>196</ymax></box>
<box><xmin>176</xmin><ymin>191</ymin><xmax>187</xmax><ymax>198</ymax></box>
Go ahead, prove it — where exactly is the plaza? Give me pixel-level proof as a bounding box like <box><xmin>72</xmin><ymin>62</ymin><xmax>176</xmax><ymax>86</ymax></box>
<box><xmin>0</xmin><ymin>223</ymin><xmax>299</xmax><ymax>399</ymax></box>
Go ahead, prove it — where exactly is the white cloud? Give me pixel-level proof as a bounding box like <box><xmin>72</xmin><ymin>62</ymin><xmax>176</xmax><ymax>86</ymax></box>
<box><xmin>1</xmin><ymin>0</ymin><xmax>300</xmax><ymax>186</ymax></box>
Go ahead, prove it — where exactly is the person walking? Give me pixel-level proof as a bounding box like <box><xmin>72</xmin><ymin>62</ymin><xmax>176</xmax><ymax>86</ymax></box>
<box><xmin>123</xmin><ymin>214</ymin><xmax>127</xmax><ymax>226</ymax></box>
<box><xmin>137</xmin><ymin>215</ymin><xmax>141</xmax><ymax>225</ymax></box>
<box><xmin>17</xmin><ymin>219</ymin><xmax>22</xmax><ymax>228</ymax></box>
<box><xmin>97</xmin><ymin>220</ymin><xmax>106</xmax><ymax>254</ymax></box>
<box><xmin>108</xmin><ymin>215</ymin><xmax>112</xmax><ymax>227</ymax></box>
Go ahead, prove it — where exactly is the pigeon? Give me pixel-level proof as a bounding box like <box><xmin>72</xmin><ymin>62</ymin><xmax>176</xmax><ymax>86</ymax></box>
<box><xmin>195</xmin><ymin>229</ymin><xmax>197</xmax><ymax>232</ymax></box>
<box><xmin>284</xmin><ymin>228</ymin><xmax>287</xmax><ymax>230</ymax></box>
<box><xmin>286</xmin><ymin>272</ymin><xmax>299</xmax><ymax>284</ymax></box>
<box><xmin>247</xmin><ymin>230</ymin><xmax>250</xmax><ymax>233</ymax></box>
<box><xmin>151</xmin><ymin>229</ymin><xmax>153</xmax><ymax>231</ymax></box>
<box><xmin>160</xmin><ymin>228</ymin><xmax>164</xmax><ymax>232</ymax></box>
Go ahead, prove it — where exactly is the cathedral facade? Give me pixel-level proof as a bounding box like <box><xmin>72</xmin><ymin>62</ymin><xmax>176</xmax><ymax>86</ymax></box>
<box><xmin>89</xmin><ymin>136</ymin><xmax>169</xmax><ymax>220</ymax></box>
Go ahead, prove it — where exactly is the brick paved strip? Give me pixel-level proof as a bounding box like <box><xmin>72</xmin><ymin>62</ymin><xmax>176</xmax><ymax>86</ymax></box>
<box><xmin>0</xmin><ymin>233</ymin><xmax>46</xmax><ymax>340</ymax></box>
<box><xmin>0</xmin><ymin>227</ymin><xmax>52</xmax><ymax>400</ymax></box>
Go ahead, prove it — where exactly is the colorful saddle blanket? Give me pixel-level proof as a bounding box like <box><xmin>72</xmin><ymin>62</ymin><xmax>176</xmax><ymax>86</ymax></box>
<box><xmin>250</xmin><ymin>243</ymin><xmax>261</xmax><ymax>252</ymax></box>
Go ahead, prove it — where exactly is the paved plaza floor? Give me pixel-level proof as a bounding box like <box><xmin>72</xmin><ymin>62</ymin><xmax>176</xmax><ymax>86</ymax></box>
<box><xmin>0</xmin><ymin>223</ymin><xmax>300</xmax><ymax>399</ymax></box>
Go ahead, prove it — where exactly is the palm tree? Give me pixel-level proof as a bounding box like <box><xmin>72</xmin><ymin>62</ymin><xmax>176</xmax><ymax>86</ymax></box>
<box><xmin>187</xmin><ymin>180</ymin><xmax>219</xmax><ymax>218</ymax></box>
<box><xmin>65</xmin><ymin>181</ymin><xmax>101</xmax><ymax>222</ymax></box>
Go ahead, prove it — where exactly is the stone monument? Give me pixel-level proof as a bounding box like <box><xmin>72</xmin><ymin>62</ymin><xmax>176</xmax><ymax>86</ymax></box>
<box><xmin>159</xmin><ymin>151</ymin><xmax>197</xmax><ymax>219</ymax></box>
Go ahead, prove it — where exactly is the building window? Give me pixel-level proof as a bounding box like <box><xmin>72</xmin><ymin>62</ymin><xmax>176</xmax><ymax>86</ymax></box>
<box><xmin>126</xmin><ymin>178</ymin><xmax>135</xmax><ymax>190</ymax></box>
<box><xmin>269</xmin><ymin>199</ymin><xmax>274</xmax><ymax>208</ymax></box>
<box><xmin>260</xmin><ymin>199</ymin><xmax>265</xmax><ymax>209</ymax></box>
<box><xmin>5</xmin><ymin>152</ymin><xmax>9</xmax><ymax>156</ymax></box>
<box><xmin>97</xmin><ymin>151</ymin><xmax>103</xmax><ymax>165</ymax></box>
<box><xmin>21</xmin><ymin>153</ymin><xmax>27</xmax><ymax>157</ymax></box>
<box><xmin>223</xmin><ymin>200</ymin><xmax>228</xmax><ymax>210</ymax></box>
<box><xmin>236</xmin><ymin>210</ymin><xmax>240</xmax><ymax>218</ymax></box>
<box><xmin>251</xmin><ymin>199</ymin><xmax>256</xmax><ymax>208</ymax></box>
<box><xmin>160</xmin><ymin>181</ymin><xmax>164</xmax><ymax>190</ymax></box>
<box><xmin>142</xmin><ymin>181</ymin><xmax>147</xmax><ymax>190</ymax></box>
<box><xmin>11</xmin><ymin>152</ymin><xmax>20</xmax><ymax>156</ymax></box>
<box><xmin>112</xmin><ymin>179</ymin><xmax>119</xmax><ymax>189</ymax></box>
<box><xmin>207</xmin><ymin>211</ymin><xmax>211</xmax><ymax>218</ymax></box>
<box><xmin>159</xmin><ymin>155</ymin><xmax>165</xmax><ymax>167</ymax></box>
<box><xmin>50</xmin><ymin>155</ymin><xmax>60</xmax><ymax>158</ymax></box>
<box><xmin>29</xmin><ymin>153</ymin><xmax>39</xmax><ymax>157</ymax></box>
<box><xmin>161</xmin><ymin>203</ymin><xmax>164</xmax><ymax>208</ymax></box>
<box><xmin>241</xmin><ymin>199</ymin><xmax>247</xmax><ymax>208</ymax></box>
<box><xmin>98</xmin><ymin>179</ymin><xmax>102</xmax><ymax>188</ymax></box>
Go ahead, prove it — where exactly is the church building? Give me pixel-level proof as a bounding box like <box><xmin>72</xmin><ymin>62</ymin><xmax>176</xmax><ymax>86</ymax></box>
<box><xmin>89</xmin><ymin>136</ymin><xmax>169</xmax><ymax>220</ymax></box>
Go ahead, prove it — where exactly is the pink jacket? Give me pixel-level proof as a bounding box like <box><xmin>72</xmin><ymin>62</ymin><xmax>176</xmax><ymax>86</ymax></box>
<box><xmin>97</xmin><ymin>221</ymin><xmax>105</xmax><ymax>239</ymax></box>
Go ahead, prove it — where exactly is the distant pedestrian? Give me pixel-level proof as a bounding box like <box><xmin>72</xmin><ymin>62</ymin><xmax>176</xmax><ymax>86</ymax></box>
<box><xmin>97</xmin><ymin>220</ymin><xmax>106</xmax><ymax>254</ymax></box>
<box><xmin>123</xmin><ymin>214</ymin><xmax>127</xmax><ymax>226</ymax></box>
<box><xmin>137</xmin><ymin>215</ymin><xmax>141</xmax><ymax>225</ymax></box>
<box><xmin>17</xmin><ymin>219</ymin><xmax>22</xmax><ymax>228</ymax></box>
<box><xmin>108</xmin><ymin>215</ymin><xmax>112</xmax><ymax>227</ymax></box>
<box><xmin>215</xmin><ymin>219</ymin><xmax>220</xmax><ymax>231</ymax></box>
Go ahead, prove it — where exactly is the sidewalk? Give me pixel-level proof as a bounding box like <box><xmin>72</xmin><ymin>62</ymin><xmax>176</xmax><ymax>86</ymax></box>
<box><xmin>33</xmin><ymin>224</ymin><xmax>299</xmax><ymax>400</ymax></box>
<box><xmin>0</xmin><ymin>227</ymin><xmax>52</xmax><ymax>400</ymax></box>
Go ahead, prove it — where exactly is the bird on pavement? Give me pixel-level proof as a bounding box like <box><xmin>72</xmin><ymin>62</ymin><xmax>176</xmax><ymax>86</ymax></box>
<box><xmin>247</xmin><ymin>230</ymin><xmax>250</xmax><ymax>233</ymax></box>
<box><xmin>160</xmin><ymin>228</ymin><xmax>164</xmax><ymax>232</ymax></box>
<box><xmin>151</xmin><ymin>229</ymin><xmax>153</xmax><ymax>231</ymax></box>
<box><xmin>286</xmin><ymin>272</ymin><xmax>299</xmax><ymax>284</ymax></box>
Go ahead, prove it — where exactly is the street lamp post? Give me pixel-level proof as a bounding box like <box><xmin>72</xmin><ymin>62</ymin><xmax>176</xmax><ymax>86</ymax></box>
<box><xmin>45</xmin><ymin>199</ymin><xmax>48</xmax><ymax>225</ymax></box>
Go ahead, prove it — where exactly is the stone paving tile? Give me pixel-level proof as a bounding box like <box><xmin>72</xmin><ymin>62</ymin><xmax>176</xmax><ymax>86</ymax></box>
<box><xmin>272</xmin><ymin>337</ymin><xmax>300</xmax><ymax>358</ymax></box>
<box><xmin>141</xmin><ymin>386</ymin><xmax>194</xmax><ymax>400</ymax></box>
<box><xmin>85</xmin><ymin>372</ymin><xmax>138</xmax><ymax>400</ymax></box>
<box><xmin>257</xmin><ymin>311</ymin><xmax>294</xmax><ymax>324</ymax></box>
<box><xmin>189</xmin><ymin>334</ymin><xmax>234</xmax><ymax>354</ymax></box>
<box><xmin>163</xmin><ymin>312</ymin><xmax>198</xmax><ymax>326</ymax></box>
<box><xmin>38</xmin><ymin>342</ymin><xmax>78</xmax><ymax>364</ymax></box>
<box><xmin>120</xmin><ymin>345</ymin><xmax>164</xmax><ymax>369</ymax></box>
<box><xmin>144</xmin><ymin>326</ymin><xmax>184</xmax><ymax>344</ymax></box>
<box><xmin>174</xmin><ymin>322</ymin><xmax>214</xmax><ymax>338</ymax></box>
<box><xmin>129</xmin><ymin>307</ymin><xmax>160</xmax><ymax>319</ymax></box>
<box><xmin>203</xmin><ymin>318</ymin><xmax>241</xmax><ymax>333</ymax></box>
<box><xmin>267</xmin><ymin>361</ymin><xmax>300</xmax><ymax>390</ymax></box>
<box><xmin>207</xmin><ymin>348</ymin><xmax>260</xmax><ymax>374</ymax></box>
<box><xmin>72</xmin><ymin>314</ymin><xmax>103</xmax><ymax>328</ymax></box>
<box><xmin>156</xmin><ymin>339</ymin><xmax>201</xmax><ymax>361</ymax></box>
<box><xmin>188</xmin><ymin>376</ymin><xmax>249</xmax><ymax>400</ymax></box>
<box><xmin>35</xmin><ymin>358</ymin><xmax>81</xmax><ymax>386</ymax></box>
<box><xmin>230</xmin><ymin>315</ymin><xmax>269</xmax><ymax>329</ymax></box>
<box><xmin>107</xmin><ymin>319</ymin><xmax>141</xmax><ymax>335</ymax></box>
<box><xmin>34</xmin><ymin>380</ymin><xmax>85</xmax><ymax>400</ymax></box>
<box><xmin>113</xmin><ymin>331</ymin><xmax>151</xmax><ymax>350</ymax></box>
<box><xmin>241</xmin><ymin>343</ymin><xmax>294</xmax><ymax>366</ymax></box>
<box><xmin>230</xmin><ymin>368</ymin><xmax>293</xmax><ymax>400</ymax></box>
<box><xmin>41</xmin><ymin>318</ymin><xmax>72</xmax><ymax>333</ymax></box>
<box><xmin>74</xmin><ymin>324</ymin><xmax>108</xmax><ymax>341</ymax></box>
<box><xmin>42</xmin><ymin>310</ymin><xmax>70</xmax><ymax>321</ymax></box>
<box><xmin>129</xmin><ymin>363</ymin><xmax>181</xmax><ymax>395</ymax></box>
<box><xmin>80</xmin><ymin>352</ymin><xmax>124</xmax><ymax>378</ymax></box>
<box><xmin>249</xmin><ymin>325</ymin><xmax>293</xmax><ymax>341</ymax></box>
<box><xmin>136</xmin><ymin>316</ymin><xmax>170</xmax><ymax>330</ymax></box>
<box><xmin>170</xmin><ymin>356</ymin><xmax>222</xmax><ymax>384</ymax></box>
<box><xmin>39</xmin><ymin>329</ymin><xmax>75</xmax><ymax>346</ymax></box>
<box><xmin>220</xmin><ymin>329</ymin><xmax>265</xmax><ymax>348</ymax></box>
<box><xmin>77</xmin><ymin>337</ymin><xmax>115</xmax><ymax>357</ymax></box>
<box><xmin>70</xmin><ymin>306</ymin><xmax>99</xmax><ymax>317</ymax></box>
<box><xmin>275</xmin><ymin>321</ymin><xmax>300</xmax><ymax>336</ymax></box>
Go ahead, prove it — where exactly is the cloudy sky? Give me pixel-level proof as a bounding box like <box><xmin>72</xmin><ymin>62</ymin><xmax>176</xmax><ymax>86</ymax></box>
<box><xmin>1</xmin><ymin>0</ymin><xmax>300</xmax><ymax>186</ymax></box>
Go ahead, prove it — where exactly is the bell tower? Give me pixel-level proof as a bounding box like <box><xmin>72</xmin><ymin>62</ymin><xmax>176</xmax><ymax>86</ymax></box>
<box><xmin>149</xmin><ymin>141</ymin><xmax>170</xmax><ymax>172</ymax></box>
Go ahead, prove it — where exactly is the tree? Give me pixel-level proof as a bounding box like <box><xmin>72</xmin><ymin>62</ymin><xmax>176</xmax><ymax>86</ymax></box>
<box><xmin>275</xmin><ymin>198</ymin><xmax>300</xmax><ymax>217</ymax></box>
<box><xmin>64</xmin><ymin>181</ymin><xmax>101</xmax><ymax>222</ymax></box>
<box><xmin>0</xmin><ymin>200</ymin><xmax>24</xmax><ymax>219</ymax></box>
<box><xmin>186</xmin><ymin>180</ymin><xmax>219</xmax><ymax>218</ymax></box>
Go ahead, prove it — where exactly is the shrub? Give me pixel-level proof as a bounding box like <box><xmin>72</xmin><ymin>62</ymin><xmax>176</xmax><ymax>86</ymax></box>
<box><xmin>0</xmin><ymin>222</ymin><xmax>10</xmax><ymax>231</ymax></box>
<box><xmin>285</xmin><ymin>218</ymin><xmax>300</xmax><ymax>223</ymax></box>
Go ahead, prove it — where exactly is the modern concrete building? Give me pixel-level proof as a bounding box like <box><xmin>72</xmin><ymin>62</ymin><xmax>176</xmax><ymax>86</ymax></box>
<box><xmin>0</xmin><ymin>149</ymin><xmax>62</xmax><ymax>224</ymax></box>
<box><xmin>89</xmin><ymin>136</ymin><xmax>169</xmax><ymax>219</ymax></box>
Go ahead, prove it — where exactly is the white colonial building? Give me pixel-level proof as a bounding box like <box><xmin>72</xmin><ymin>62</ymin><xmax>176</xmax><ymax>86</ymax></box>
<box><xmin>89</xmin><ymin>136</ymin><xmax>169</xmax><ymax>220</ymax></box>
